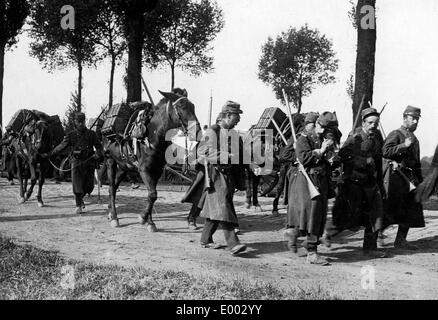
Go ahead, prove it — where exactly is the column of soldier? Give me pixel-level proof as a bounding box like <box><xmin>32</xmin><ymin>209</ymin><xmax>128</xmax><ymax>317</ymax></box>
<box><xmin>183</xmin><ymin>101</ymin><xmax>428</xmax><ymax>266</ymax></box>
<box><xmin>0</xmin><ymin>102</ymin><xmax>432</xmax><ymax>266</ymax></box>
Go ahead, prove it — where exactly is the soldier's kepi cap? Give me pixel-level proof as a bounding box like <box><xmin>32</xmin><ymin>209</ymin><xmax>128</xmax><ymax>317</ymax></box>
<box><xmin>74</xmin><ymin>112</ymin><xmax>86</xmax><ymax>122</ymax></box>
<box><xmin>221</xmin><ymin>101</ymin><xmax>243</xmax><ymax>114</ymax></box>
<box><xmin>304</xmin><ymin>112</ymin><xmax>319</xmax><ymax>124</ymax></box>
<box><xmin>361</xmin><ymin>107</ymin><xmax>380</xmax><ymax>121</ymax></box>
<box><xmin>403</xmin><ymin>105</ymin><xmax>421</xmax><ymax>118</ymax></box>
<box><xmin>317</xmin><ymin>111</ymin><xmax>338</xmax><ymax>128</ymax></box>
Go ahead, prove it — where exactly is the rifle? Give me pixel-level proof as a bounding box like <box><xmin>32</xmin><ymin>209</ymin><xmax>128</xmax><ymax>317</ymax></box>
<box><xmin>281</xmin><ymin>89</ymin><xmax>320</xmax><ymax>200</ymax></box>
<box><xmin>89</xmin><ymin>105</ymin><xmax>109</xmax><ymax>131</ymax></box>
<box><xmin>139</xmin><ymin>73</ymin><xmax>155</xmax><ymax>107</ymax></box>
<box><xmin>352</xmin><ymin>94</ymin><xmax>366</xmax><ymax>134</ymax></box>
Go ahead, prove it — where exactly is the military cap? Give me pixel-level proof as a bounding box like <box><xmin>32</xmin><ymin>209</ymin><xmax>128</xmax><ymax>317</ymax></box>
<box><xmin>221</xmin><ymin>101</ymin><xmax>243</xmax><ymax>114</ymax></box>
<box><xmin>403</xmin><ymin>105</ymin><xmax>421</xmax><ymax>118</ymax></box>
<box><xmin>361</xmin><ymin>107</ymin><xmax>380</xmax><ymax>120</ymax></box>
<box><xmin>304</xmin><ymin>112</ymin><xmax>320</xmax><ymax>124</ymax></box>
<box><xmin>74</xmin><ymin>112</ymin><xmax>86</xmax><ymax>122</ymax></box>
<box><xmin>317</xmin><ymin>111</ymin><xmax>338</xmax><ymax>128</ymax></box>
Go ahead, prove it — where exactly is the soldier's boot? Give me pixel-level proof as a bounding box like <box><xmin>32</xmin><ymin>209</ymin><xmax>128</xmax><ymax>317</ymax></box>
<box><xmin>188</xmin><ymin>218</ymin><xmax>198</xmax><ymax>230</ymax></box>
<box><xmin>394</xmin><ymin>225</ymin><xmax>419</xmax><ymax>250</ymax></box>
<box><xmin>377</xmin><ymin>230</ymin><xmax>386</xmax><ymax>247</ymax></box>
<box><xmin>321</xmin><ymin>231</ymin><xmax>332</xmax><ymax>248</ymax></box>
<box><xmin>363</xmin><ymin>231</ymin><xmax>387</xmax><ymax>258</ymax></box>
<box><xmin>284</xmin><ymin>228</ymin><xmax>298</xmax><ymax>253</ymax></box>
<box><xmin>306</xmin><ymin>251</ymin><xmax>330</xmax><ymax>266</ymax></box>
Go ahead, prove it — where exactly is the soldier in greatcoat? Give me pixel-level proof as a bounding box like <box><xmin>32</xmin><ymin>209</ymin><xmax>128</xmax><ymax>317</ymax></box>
<box><xmin>284</xmin><ymin>112</ymin><xmax>338</xmax><ymax>265</ymax></box>
<box><xmin>42</xmin><ymin>112</ymin><xmax>103</xmax><ymax>214</ymax></box>
<box><xmin>382</xmin><ymin>106</ymin><xmax>425</xmax><ymax>250</ymax></box>
<box><xmin>193</xmin><ymin>101</ymin><xmax>247</xmax><ymax>255</ymax></box>
<box><xmin>332</xmin><ymin>108</ymin><xmax>386</xmax><ymax>258</ymax></box>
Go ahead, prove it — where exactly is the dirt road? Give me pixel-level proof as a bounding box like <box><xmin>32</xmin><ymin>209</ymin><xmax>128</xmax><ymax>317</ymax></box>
<box><xmin>1</xmin><ymin>178</ymin><xmax>438</xmax><ymax>299</ymax></box>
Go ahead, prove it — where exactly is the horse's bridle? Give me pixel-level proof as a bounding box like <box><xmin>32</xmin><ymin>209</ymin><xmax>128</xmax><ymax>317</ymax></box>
<box><xmin>166</xmin><ymin>97</ymin><xmax>189</xmax><ymax>135</ymax></box>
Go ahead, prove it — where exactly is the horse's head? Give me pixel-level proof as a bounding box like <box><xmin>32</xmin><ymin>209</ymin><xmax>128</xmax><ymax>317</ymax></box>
<box><xmin>27</xmin><ymin>119</ymin><xmax>51</xmax><ymax>153</ymax></box>
<box><xmin>159</xmin><ymin>90</ymin><xmax>201</xmax><ymax>141</ymax></box>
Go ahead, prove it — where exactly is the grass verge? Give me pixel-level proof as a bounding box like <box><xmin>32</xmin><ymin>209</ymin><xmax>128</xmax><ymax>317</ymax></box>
<box><xmin>0</xmin><ymin>235</ymin><xmax>336</xmax><ymax>300</ymax></box>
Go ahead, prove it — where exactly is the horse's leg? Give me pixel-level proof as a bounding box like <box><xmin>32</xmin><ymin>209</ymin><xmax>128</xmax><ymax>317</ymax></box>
<box><xmin>138</xmin><ymin>168</ymin><xmax>158</xmax><ymax>232</ymax></box>
<box><xmin>36</xmin><ymin>161</ymin><xmax>48</xmax><ymax>207</ymax></box>
<box><xmin>16</xmin><ymin>157</ymin><xmax>25</xmax><ymax>203</ymax></box>
<box><xmin>107</xmin><ymin>157</ymin><xmax>120</xmax><ymax>228</ymax></box>
<box><xmin>272</xmin><ymin>165</ymin><xmax>287</xmax><ymax>216</ymax></box>
<box><xmin>25</xmin><ymin>163</ymin><xmax>37</xmax><ymax>201</ymax></box>
<box><xmin>245</xmin><ymin>169</ymin><xmax>252</xmax><ymax>209</ymax></box>
<box><xmin>253</xmin><ymin>175</ymin><xmax>263</xmax><ymax>212</ymax></box>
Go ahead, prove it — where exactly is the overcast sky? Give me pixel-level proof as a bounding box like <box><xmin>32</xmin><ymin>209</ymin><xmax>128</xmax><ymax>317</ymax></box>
<box><xmin>3</xmin><ymin>0</ymin><xmax>438</xmax><ymax>157</ymax></box>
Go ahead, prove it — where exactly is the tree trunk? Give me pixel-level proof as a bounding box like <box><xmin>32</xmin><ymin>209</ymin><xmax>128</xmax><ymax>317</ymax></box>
<box><xmin>126</xmin><ymin>11</ymin><xmax>144</xmax><ymax>103</ymax></box>
<box><xmin>77</xmin><ymin>61</ymin><xmax>83</xmax><ymax>112</ymax></box>
<box><xmin>352</xmin><ymin>0</ymin><xmax>376</xmax><ymax>125</ymax></box>
<box><xmin>0</xmin><ymin>44</ymin><xmax>4</xmax><ymax>129</ymax></box>
<box><xmin>109</xmin><ymin>55</ymin><xmax>116</xmax><ymax>107</ymax></box>
<box><xmin>171</xmin><ymin>63</ymin><xmax>175</xmax><ymax>91</ymax></box>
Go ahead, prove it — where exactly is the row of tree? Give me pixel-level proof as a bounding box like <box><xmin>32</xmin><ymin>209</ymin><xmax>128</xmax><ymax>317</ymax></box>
<box><xmin>1</xmin><ymin>0</ymin><xmax>376</xmax><ymax>130</ymax></box>
<box><xmin>0</xmin><ymin>0</ymin><xmax>224</xmax><ymax>127</ymax></box>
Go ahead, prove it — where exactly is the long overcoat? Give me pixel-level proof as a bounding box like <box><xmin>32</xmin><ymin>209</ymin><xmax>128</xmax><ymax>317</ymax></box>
<box><xmin>190</xmin><ymin>124</ymin><xmax>245</xmax><ymax>226</ymax></box>
<box><xmin>52</xmin><ymin>127</ymin><xmax>102</xmax><ymax>195</ymax></box>
<box><xmin>382</xmin><ymin>127</ymin><xmax>425</xmax><ymax>228</ymax></box>
<box><xmin>286</xmin><ymin>131</ymin><xmax>330</xmax><ymax>237</ymax></box>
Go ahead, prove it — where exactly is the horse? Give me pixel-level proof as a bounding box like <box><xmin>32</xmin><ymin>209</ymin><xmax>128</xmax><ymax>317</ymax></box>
<box><xmin>13</xmin><ymin>113</ymin><xmax>53</xmax><ymax>207</ymax></box>
<box><xmin>102</xmin><ymin>90</ymin><xmax>201</xmax><ymax>230</ymax></box>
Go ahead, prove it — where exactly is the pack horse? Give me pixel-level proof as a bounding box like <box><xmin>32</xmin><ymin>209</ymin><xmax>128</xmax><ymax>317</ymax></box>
<box><xmin>102</xmin><ymin>90</ymin><xmax>201</xmax><ymax>231</ymax></box>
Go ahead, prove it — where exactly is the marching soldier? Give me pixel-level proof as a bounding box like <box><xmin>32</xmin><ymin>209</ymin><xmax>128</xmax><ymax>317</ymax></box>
<box><xmin>382</xmin><ymin>106</ymin><xmax>425</xmax><ymax>250</ymax></box>
<box><xmin>284</xmin><ymin>112</ymin><xmax>338</xmax><ymax>265</ymax></box>
<box><xmin>272</xmin><ymin>114</ymin><xmax>305</xmax><ymax>216</ymax></box>
<box><xmin>42</xmin><ymin>112</ymin><xmax>103</xmax><ymax>214</ymax></box>
<box><xmin>332</xmin><ymin>108</ymin><xmax>386</xmax><ymax>257</ymax></box>
<box><xmin>195</xmin><ymin>101</ymin><xmax>247</xmax><ymax>255</ymax></box>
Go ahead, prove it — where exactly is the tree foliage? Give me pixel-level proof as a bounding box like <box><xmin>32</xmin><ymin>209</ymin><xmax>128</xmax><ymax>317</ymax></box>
<box><xmin>28</xmin><ymin>0</ymin><xmax>102</xmax><ymax>110</ymax></box>
<box><xmin>0</xmin><ymin>0</ymin><xmax>30</xmax><ymax>127</ymax></box>
<box><xmin>258</xmin><ymin>24</ymin><xmax>338</xmax><ymax>113</ymax></box>
<box><xmin>143</xmin><ymin>0</ymin><xmax>224</xmax><ymax>89</ymax></box>
<box><xmin>0</xmin><ymin>0</ymin><xmax>30</xmax><ymax>49</ymax></box>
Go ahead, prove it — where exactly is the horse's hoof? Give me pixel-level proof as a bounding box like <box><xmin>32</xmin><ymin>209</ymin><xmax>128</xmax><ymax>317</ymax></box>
<box><xmin>244</xmin><ymin>203</ymin><xmax>251</xmax><ymax>209</ymax></box>
<box><xmin>146</xmin><ymin>223</ymin><xmax>158</xmax><ymax>233</ymax></box>
<box><xmin>110</xmin><ymin>219</ymin><xmax>120</xmax><ymax>228</ymax></box>
<box><xmin>19</xmin><ymin>197</ymin><xmax>25</xmax><ymax>204</ymax></box>
<box><xmin>272</xmin><ymin>210</ymin><xmax>279</xmax><ymax>217</ymax></box>
<box><xmin>138</xmin><ymin>216</ymin><xmax>147</xmax><ymax>225</ymax></box>
<box><xmin>188</xmin><ymin>222</ymin><xmax>198</xmax><ymax>230</ymax></box>
<box><xmin>38</xmin><ymin>202</ymin><xmax>44</xmax><ymax>208</ymax></box>
<box><xmin>254</xmin><ymin>205</ymin><xmax>263</xmax><ymax>212</ymax></box>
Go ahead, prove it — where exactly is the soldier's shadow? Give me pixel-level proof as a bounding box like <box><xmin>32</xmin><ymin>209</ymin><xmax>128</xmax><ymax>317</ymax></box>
<box><xmin>322</xmin><ymin>235</ymin><xmax>438</xmax><ymax>263</ymax></box>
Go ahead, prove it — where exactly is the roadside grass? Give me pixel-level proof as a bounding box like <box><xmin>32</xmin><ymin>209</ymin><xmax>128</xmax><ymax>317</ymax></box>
<box><xmin>0</xmin><ymin>236</ymin><xmax>337</xmax><ymax>300</ymax></box>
